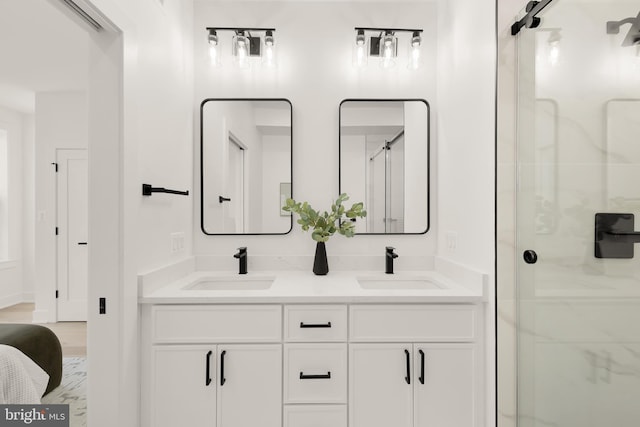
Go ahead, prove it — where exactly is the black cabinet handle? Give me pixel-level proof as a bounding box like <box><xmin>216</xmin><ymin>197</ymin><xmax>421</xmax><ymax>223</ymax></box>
<box><xmin>418</xmin><ymin>349</ymin><xmax>425</xmax><ymax>384</ymax></box>
<box><xmin>404</xmin><ymin>349</ymin><xmax>411</xmax><ymax>385</ymax></box>
<box><xmin>220</xmin><ymin>350</ymin><xmax>226</xmax><ymax>386</ymax></box>
<box><xmin>205</xmin><ymin>350</ymin><xmax>213</xmax><ymax>386</ymax></box>
<box><xmin>299</xmin><ymin>371</ymin><xmax>331</xmax><ymax>380</ymax></box>
<box><xmin>299</xmin><ymin>322</ymin><xmax>332</xmax><ymax>328</ymax></box>
<box><xmin>77</xmin><ymin>242</ymin><xmax>88</xmax><ymax>245</ymax></box>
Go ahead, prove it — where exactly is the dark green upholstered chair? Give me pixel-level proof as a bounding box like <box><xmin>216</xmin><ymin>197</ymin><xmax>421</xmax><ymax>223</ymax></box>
<box><xmin>0</xmin><ymin>324</ymin><xmax>63</xmax><ymax>395</ymax></box>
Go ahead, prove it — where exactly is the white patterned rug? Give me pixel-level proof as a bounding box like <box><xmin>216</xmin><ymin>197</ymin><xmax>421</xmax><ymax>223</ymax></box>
<box><xmin>42</xmin><ymin>357</ymin><xmax>87</xmax><ymax>427</ymax></box>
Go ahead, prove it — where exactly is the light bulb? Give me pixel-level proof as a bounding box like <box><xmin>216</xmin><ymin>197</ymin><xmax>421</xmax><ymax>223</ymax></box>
<box><xmin>408</xmin><ymin>31</ymin><xmax>421</xmax><ymax>70</ymax></box>
<box><xmin>353</xmin><ymin>29</ymin><xmax>367</xmax><ymax>68</ymax></box>
<box><xmin>234</xmin><ymin>32</ymin><xmax>249</xmax><ymax>69</ymax></box>
<box><xmin>208</xmin><ymin>29</ymin><xmax>220</xmax><ymax>67</ymax></box>
<box><xmin>381</xmin><ymin>32</ymin><xmax>396</xmax><ymax>69</ymax></box>
<box><xmin>263</xmin><ymin>30</ymin><xmax>276</xmax><ymax>68</ymax></box>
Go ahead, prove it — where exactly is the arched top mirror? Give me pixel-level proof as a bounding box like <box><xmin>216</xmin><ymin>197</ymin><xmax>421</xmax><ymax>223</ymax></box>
<box><xmin>339</xmin><ymin>99</ymin><xmax>430</xmax><ymax>234</ymax></box>
<box><xmin>200</xmin><ymin>98</ymin><xmax>293</xmax><ymax>235</ymax></box>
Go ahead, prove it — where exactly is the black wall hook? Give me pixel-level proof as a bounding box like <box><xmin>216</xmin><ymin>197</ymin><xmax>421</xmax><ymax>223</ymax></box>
<box><xmin>142</xmin><ymin>184</ymin><xmax>189</xmax><ymax>196</ymax></box>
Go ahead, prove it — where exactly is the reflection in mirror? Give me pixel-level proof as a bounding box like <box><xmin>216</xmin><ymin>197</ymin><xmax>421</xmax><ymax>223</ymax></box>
<box><xmin>534</xmin><ymin>99</ymin><xmax>558</xmax><ymax>234</ymax></box>
<box><xmin>606</xmin><ymin>99</ymin><xmax>640</xmax><ymax>212</ymax></box>
<box><xmin>339</xmin><ymin>99</ymin><xmax>429</xmax><ymax>234</ymax></box>
<box><xmin>201</xmin><ymin>99</ymin><xmax>292</xmax><ymax>235</ymax></box>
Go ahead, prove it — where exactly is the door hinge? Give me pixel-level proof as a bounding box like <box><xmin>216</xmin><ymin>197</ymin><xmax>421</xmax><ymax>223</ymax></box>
<box><xmin>55</xmin><ymin>290</ymin><xmax>59</xmax><ymax>298</ymax></box>
<box><xmin>51</xmin><ymin>162</ymin><xmax>58</xmax><ymax>172</ymax></box>
<box><xmin>55</xmin><ymin>227</ymin><xmax>59</xmax><ymax>236</ymax></box>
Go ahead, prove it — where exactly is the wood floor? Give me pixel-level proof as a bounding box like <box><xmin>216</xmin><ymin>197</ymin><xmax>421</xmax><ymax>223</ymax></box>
<box><xmin>0</xmin><ymin>303</ymin><xmax>87</xmax><ymax>357</ymax></box>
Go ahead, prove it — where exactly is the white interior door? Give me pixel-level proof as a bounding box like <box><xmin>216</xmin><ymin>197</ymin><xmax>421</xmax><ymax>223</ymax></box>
<box><xmin>56</xmin><ymin>149</ymin><xmax>88</xmax><ymax>321</ymax></box>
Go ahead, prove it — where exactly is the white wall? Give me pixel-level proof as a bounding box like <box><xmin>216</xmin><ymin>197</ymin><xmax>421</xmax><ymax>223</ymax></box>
<box><xmin>194</xmin><ymin>1</ymin><xmax>438</xmax><ymax>261</ymax></box>
<box><xmin>437</xmin><ymin>1</ymin><xmax>495</xmax><ymax>427</ymax></box>
<box><xmin>22</xmin><ymin>115</ymin><xmax>36</xmax><ymax>301</ymax></box>
<box><xmin>74</xmin><ymin>0</ymin><xmax>195</xmax><ymax>426</ymax></box>
<box><xmin>0</xmin><ymin>106</ymin><xmax>33</xmax><ymax>308</ymax></box>
<box><xmin>33</xmin><ymin>91</ymin><xmax>88</xmax><ymax>322</ymax></box>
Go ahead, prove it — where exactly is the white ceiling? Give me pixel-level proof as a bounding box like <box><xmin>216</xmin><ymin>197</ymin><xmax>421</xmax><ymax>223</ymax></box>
<box><xmin>0</xmin><ymin>0</ymin><xmax>90</xmax><ymax>114</ymax></box>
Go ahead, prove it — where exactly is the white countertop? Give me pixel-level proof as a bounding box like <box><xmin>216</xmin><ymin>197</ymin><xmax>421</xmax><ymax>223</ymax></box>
<box><xmin>139</xmin><ymin>270</ymin><xmax>484</xmax><ymax>304</ymax></box>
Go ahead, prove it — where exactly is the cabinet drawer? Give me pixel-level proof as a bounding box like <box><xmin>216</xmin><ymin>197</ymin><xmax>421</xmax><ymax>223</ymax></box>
<box><xmin>284</xmin><ymin>405</ymin><xmax>347</xmax><ymax>427</ymax></box>
<box><xmin>350</xmin><ymin>304</ymin><xmax>477</xmax><ymax>342</ymax></box>
<box><xmin>151</xmin><ymin>305</ymin><xmax>282</xmax><ymax>343</ymax></box>
<box><xmin>284</xmin><ymin>344</ymin><xmax>347</xmax><ymax>403</ymax></box>
<box><xmin>284</xmin><ymin>305</ymin><xmax>347</xmax><ymax>342</ymax></box>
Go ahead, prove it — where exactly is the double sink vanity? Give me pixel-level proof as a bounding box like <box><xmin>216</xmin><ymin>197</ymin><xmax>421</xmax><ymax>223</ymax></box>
<box><xmin>139</xmin><ymin>96</ymin><xmax>484</xmax><ymax>426</ymax></box>
<box><xmin>139</xmin><ymin>267</ymin><xmax>485</xmax><ymax>427</ymax></box>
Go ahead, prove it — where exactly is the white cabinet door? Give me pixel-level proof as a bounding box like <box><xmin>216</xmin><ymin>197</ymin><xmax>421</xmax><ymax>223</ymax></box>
<box><xmin>217</xmin><ymin>344</ymin><xmax>282</xmax><ymax>427</ymax></box>
<box><xmin>151</xmin><ymin>345</ymin><xmax>216</xmax><ymax>427</ymax></box>
<box><xmin>414</xmin><ymin>343</ymin><xmax>477</xmax><ymax>427</ymax></box>
<box><xmin>349</xmin><ymin>344</ymin><xmax>413</xmax><ymax>427</ymax></box>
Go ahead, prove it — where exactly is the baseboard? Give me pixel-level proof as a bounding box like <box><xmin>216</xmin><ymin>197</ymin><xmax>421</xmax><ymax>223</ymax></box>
<box><xmin>0</xmin><ymin>293</ymin><xmax>23</xmax><ymax>309</ymax></box>
<box><xmin>31</xmin><ymin>309</ymin><xmax>50</xmax><ymax>324</ymax></box>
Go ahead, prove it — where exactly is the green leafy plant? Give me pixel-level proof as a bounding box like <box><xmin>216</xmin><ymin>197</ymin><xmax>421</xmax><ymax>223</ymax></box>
<box><xmin>283</xmin><ymin>193</ymin><xmax>367</xmax><ymax>242</ymax></box>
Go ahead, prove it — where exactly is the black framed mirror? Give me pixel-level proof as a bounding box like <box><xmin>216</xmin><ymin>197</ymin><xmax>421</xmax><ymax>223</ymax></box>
<box><xmin>339</xmin><ymin>99</ymin><xmax>430</xmax><ymax>234</ymax></box>
<box><xmin>200</xmin><ymin>98</ymin><xmax>293</xmax><ymax>235</ymax></box>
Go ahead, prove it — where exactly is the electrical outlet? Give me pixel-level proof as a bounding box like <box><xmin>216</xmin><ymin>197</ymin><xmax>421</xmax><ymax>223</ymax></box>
<box><xmin>445</xmin><ymin>232</ymin><xmax>458</xmax><ymax>253</ymax></box>
<box><xmin>170</xmin><ymin>232</ymin><xmax>185</xmax><ymax>254</ymax></box>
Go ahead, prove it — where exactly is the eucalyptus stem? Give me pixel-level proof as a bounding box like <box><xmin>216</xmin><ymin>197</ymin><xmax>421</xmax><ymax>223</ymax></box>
<box><xmin>282</xmin><ymin>193</ymin><xmax>367</xmax><ymax>242</ymax></box>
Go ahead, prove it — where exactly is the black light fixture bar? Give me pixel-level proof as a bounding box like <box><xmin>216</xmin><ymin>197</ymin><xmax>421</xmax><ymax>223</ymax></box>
<box><xmin>355</xmin><ymin>27</ymin><xmax>423</xmax><ymax>34</ymax></box>
<box><xmin>511</xmin><ymin>0</ymin><xmax>555</xmax><ymax>36</ymax></box>
<box><xmin>206</xmin><ymin>27</ymin><xmax>276</xmax><ymax>32</ymax></box>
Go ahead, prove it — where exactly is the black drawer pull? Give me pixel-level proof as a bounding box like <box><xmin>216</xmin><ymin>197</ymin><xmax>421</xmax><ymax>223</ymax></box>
<box><xmin>77</xmin><ymin>242</ymin><xmax>88</xmax><ymax>245</ymax></box>
<box><xmin>205</xmin><ymin>350</ymin><xmax>213</xmax><ymax>386</ymax></box>
<box><xmin>404</xmin><ymin>349</ymin><xmax>411</xmax><ymax>385</ymax></box>
<box><xmin>220</xmin><ymin>350</ymin><xmax>227</xmax><ymax>386</ymax></box>
<box><xmin>418</xmin><ymin>349</ymin><xmax>425</xmax><ymax>384</ymax></box>
<box><xmin>299</xmin><ymin>322</ymin><xmax>332</xmax><ymax>328</ymax></box>
<box><xmin>299</xmin><ymin>371</ymin><xmax>331</xmax><ymax>380</ymax></box>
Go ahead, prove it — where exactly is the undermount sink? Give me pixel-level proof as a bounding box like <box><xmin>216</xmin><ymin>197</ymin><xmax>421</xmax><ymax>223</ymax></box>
<box><xmin>357</xmin><ymin>276</ymin><xmax>445</xmax><ymax>290</ymax></box>
<box><xmin>183</xmin><ymin>277</ymin><xmax>274</xmax><ymax>291</ymax></box>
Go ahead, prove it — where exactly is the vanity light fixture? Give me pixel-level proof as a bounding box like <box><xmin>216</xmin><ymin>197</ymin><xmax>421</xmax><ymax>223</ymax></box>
<box><xmin>205</xmin><ymin>27</ymin><xmax>276</xmax><ymax>69</ymax></box>
<box><xmin>354</xmin><ymin>27</ymin><xmax>423</xmax><ymax>70</ymax></box>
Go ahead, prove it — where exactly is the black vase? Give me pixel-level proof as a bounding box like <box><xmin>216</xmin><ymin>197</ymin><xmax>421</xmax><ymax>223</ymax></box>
<box><xmin>313</xmin><ymin>241</ymin><xmax>329</xmax><ymax>275</ymax></box>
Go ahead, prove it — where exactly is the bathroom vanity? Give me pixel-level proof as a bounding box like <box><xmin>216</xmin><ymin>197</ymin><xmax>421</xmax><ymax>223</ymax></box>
<box><xmin>139</xmin><ymin>271</ymin><xmax>485</xmax><ymax>427</ymax></box>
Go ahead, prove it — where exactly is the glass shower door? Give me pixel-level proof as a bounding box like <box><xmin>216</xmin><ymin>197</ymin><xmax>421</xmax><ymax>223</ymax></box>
<box><xmin>515</xmin><ymin>1</ymin><xmax>640</xmax><ymax>426</ymax></box>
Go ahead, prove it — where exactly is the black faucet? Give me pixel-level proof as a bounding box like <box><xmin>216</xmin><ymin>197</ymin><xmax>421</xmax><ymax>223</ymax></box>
<box><xmin>233</xmin><ymin>247</ymin><xmax>247</xmax><ymax>274</ymax></box>
<box><xmin>385</xmin><ymin>246</ymin><xmax>398</xmax><ymax>274</ymax></box>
